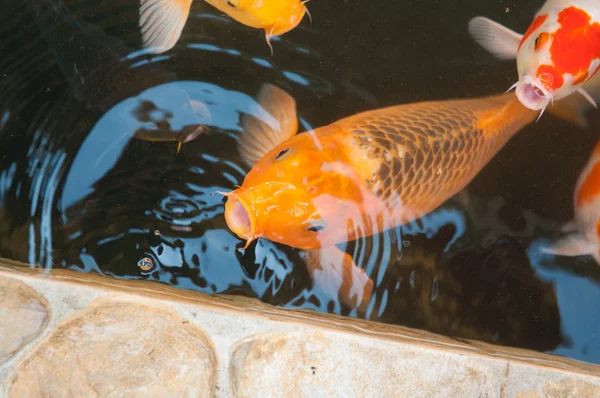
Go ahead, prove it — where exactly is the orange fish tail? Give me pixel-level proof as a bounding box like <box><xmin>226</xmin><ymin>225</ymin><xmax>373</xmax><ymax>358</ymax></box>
<box><xmin>477</xmin><ymin>93</ymin><xmax>538</xmax><ymax>143</ymax></box>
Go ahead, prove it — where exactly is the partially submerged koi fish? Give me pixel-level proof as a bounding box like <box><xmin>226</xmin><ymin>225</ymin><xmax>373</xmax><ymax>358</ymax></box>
<box><xmin>220</xmin><ymin>85</ymin><xmax>583</xmax><ymax>311</ymax></box>
<box><xmin>139</xmin><ymin>0</ymin><xmax>309</xmax><ymax>54</ymax></box>
<box><xmin>543</xmin><ymin>140</ymin><xmax>600</xmax><ymax>264</ymax></box>
<box><xmin>469</xmin><ymin>0</ymin><xmax>600</xmax><ymax>117</ymax></box>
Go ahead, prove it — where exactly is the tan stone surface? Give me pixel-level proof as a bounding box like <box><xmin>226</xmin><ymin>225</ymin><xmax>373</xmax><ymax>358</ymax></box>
<box><xmin>2</xmin><ymin>263</ymin><xmax>598</xmax><ymax>379</ymax></box>
<box><xmin>505</xmin><ymin>362</ymin><xmax>600</xmax><ymax>398</ymax></box>
<box><xmin>1</xmin><ymin>262</ymin><xmax>600</xmax><ymax>398</ymax></box>
<box><xmin>230</xmin><ymin>331</ymin><xmax>503</xmax><ymax>397</ymax></box>
<box><xmin>7</xmin><ymin>296</ymin><xmax>217</xmax><ymax>397</ymax></box>
<box><xmin>0</xmin><ymin>276</ymin><xmax>50</xmax><ymax>364</ymax></box>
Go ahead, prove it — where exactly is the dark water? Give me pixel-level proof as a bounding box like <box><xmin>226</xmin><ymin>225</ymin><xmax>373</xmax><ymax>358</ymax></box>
<box><xmin>1</xmin><ymin>0</ymin><xmax>599</xmax><ymax>365</ymax></box>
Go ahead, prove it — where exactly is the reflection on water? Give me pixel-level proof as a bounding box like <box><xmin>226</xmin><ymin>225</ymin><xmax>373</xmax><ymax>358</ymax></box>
<box><xmin>0</xmin><ymin>0</ymin><xmax>599</xmax><ymax>366</ymax></box>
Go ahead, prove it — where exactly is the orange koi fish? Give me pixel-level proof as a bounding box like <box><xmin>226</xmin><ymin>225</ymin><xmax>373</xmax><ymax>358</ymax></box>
<box><xmin>139</xmin><ymin>0</ymin><xmax>309</xmax><ymax>54</ymax></box>
<box><xmin>543</xmin><ymin>140</ymin><xmax>600</xmax><ymax>264</ymax></box>
<box><xmin>221</xmin><ymin>85</ymin><xmax>582</xmax><ymax>311</ymax></box>
<box><xmin>469</xmin><ymin>0</ymin><xmax>600</xmax><ymax>117</ymax></box>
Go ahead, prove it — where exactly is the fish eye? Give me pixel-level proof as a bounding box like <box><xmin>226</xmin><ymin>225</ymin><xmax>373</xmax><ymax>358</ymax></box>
<box><xmin>274</xmin><ymin>148</ymin><xmax>293</xmax><ymax>161</ymax></box>
<box><xmin>306</xmin><ymin>224</ymin><xmax>325</xmax><ymax>232</ymax></box>
<box><xmin>226</xmin><ymin>0</ymin><xmax>238</xmax><ymax>8</ymax></box>
<box><xmin>306</xmin><ymin>220</ymin><xmax>326</xmax><ymax>232</ymax></box>
<box><xmin>534</xmin><ymin>33</ymin><xmax>548</xmax><ymax>50</ymax></box>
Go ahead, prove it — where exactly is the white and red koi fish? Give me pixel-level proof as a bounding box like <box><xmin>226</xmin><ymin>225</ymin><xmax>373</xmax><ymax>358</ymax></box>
<box><xmin>469</xmin><ymin>0</ymin><xmax>600</xmax><ymax>118</ymax></box>
<box><xmin>543</xmin><ymin>140</ymin><xmax>600</xmax><ymax>265</ymax></box>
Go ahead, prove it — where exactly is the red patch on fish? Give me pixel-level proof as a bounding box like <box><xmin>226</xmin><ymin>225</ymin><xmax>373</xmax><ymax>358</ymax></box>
<box><xmin>550</xmin><ymin>7</ymin><xmax>600</xmax><ymax>85</ymax></box>
<box><xmin>536</xmin><ymin>64</ymin><xmax>564</xmax><ymax>91</ymax></box>
<box><xmin>519</xmin><ymin>14</ymin><xmax>548</xmax><ymax>50</ymax></box>
<box><xmin>577</xmin><ymin>161</ymin><xmax>600</xmax><ymax>207</ymax></box>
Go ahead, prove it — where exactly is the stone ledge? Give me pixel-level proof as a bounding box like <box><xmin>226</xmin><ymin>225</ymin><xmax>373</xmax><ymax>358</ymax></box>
<box><xmin>1</xmin><ymin>259</ymin><xmax>599</xmax><ymax>397</ymax></box>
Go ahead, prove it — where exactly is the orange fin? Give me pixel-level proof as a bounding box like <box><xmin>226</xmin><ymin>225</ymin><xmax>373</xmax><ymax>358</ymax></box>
<box><xmin>468</xmin><ymin>17</ymin><xmax>522</xmax><ymax>60</ymax></box>
<box><xmin>139</xmin><ymin>0</ymin><xmax>192</xmax><ymax>53</ymax></box>
<box><xmin>304</xmin><ymin>246</ymin><xmax>373</xmax><ymax>314</ymax></box>
<box><xmin>238</xmin><ymin>84</ymin><xmax>299</xmax><ymax>167</ymax></box>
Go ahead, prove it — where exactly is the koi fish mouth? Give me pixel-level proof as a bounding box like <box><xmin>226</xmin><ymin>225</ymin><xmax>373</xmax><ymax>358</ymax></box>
<box><xmin>223</xmin><ymin>191</ymin><xmax>257</xmax><ymax>248</ymax></box>
<box><xmin>514</xmin><ymin>82</ymin><xmax>550</xmax><ymax>111</ymax></box>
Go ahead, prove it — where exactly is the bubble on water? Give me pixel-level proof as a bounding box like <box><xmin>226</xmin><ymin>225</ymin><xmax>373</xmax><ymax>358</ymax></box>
<box><xmin>138</xmin><ymin>256</ymin><xmax>155</xmax><ymax>272</ymax></box>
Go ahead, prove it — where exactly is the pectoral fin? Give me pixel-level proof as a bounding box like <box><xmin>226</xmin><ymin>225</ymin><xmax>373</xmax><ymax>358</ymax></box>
<box><xmin>549</xmin><ymin>72</ymin><xmax>600</xmax><ymax>128</ymax></box>
<box><xmin>468</xmin><ymin>17</ymin><xmax>522</xmax><ymax>60</ymax></box>
<box><xmin>139</xmin><ymin>0</ymin><xmax>192</xmax><ymax>53</ymax></box>
<box><xmin>542</xmin><ymin>234</ymin><xmax>594</xmax><ymax>257</ymax></box>
<box><xmin>560</xmin><ymin>220</ymin><xmax>578</xmax><ymax>233</ymax></box>
<box><xmin>238</xmin><ymin>84</ymin><xmax>299</xmax><ymax>167</ymax></box>
<box><xmin>304</xmin><ymin>246</ymin><xmax>373</xmax><ymax>314</ymax></box>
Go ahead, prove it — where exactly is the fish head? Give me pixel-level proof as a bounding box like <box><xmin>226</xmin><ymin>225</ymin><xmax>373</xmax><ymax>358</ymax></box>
<box><xmin>223</xmin><ymin>131</ymin><xmax>362</xmax><ymax>250</ymax></box>
<box><xmin>220</xmin><ymin>0</ymin><xmax>307</xmax><ymax>36</ymax></box>
<box><xmin>514</xmin><ymin>13</ymin><xmax>560</xmax><ymax>110</ymax></box>
<box><xmin>515</xmin><ymin>7</ymin><xmax>600</xmax><ymax>111</ymax></box>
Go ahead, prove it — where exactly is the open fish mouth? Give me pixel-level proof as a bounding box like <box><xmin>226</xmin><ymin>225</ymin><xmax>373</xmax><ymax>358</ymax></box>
<box><xmin>515</xmin><ymin>82</ymin><xmax>550</xmax><ymax>111</ymax></box>
<box><xmin>222</xmin><ymin>191</ymin><xmax>257</xmax><ymax>249</ymax></box>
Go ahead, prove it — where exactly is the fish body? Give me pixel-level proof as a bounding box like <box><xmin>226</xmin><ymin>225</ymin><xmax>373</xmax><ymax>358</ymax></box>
<box><xmin>543</xmin><ymin>140</ymin><xmax>600</xmax><ymax>264</ymax></box>
<box><xmin>469</xmin><ymin>0</ymin><xmax>600</xmax><ymax>114</ymax></box>
<box><xmin>139</xmin><ymin>0</ymin><xmax>308</xmax><ymax>54</ymax></box>
<box><xmin>228</xmin><ymin>92</ymin><xmax>536</xmax><ymax>250</ymax></box>
<box><xmin>222</xmin><ymin>85</ymin><xmax>574</xmax><ymax>311</ymax></box>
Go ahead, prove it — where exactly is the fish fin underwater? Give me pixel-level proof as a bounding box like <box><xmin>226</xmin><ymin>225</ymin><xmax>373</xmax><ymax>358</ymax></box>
<box><xmin>468</xmin><ymin>16</ymin><xmax>522</xmax><ymax>60</ymax></box>
<box><xmin>542</xmin><ymin>233</ymin><xmax>595</xmax><ymax>257</ymax></box>
<box><xmin>547</xmin><ymin>75</ymin><xmax>600</xmax><ymax>128</ymax></box>
<box><xmin>561</xmin><ymin>219</ymin><xmax>579</xmax><ymax>233</ymax></box>
<box><xmin>139</xmin><ymin>0</ymin><xmax>192</xmax><ymax>54</ymax></box>
<box><xmin>238</xmin><ymin>84</ymin><xmax>298</xmax><ymax>168</ymax></box>
<box><xmin>305</xmin><ymin>246</ymin><xmax>373</xmax><ymax>314</ymax></box>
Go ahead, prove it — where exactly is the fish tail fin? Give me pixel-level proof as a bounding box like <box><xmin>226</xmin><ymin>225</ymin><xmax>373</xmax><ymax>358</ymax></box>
<box><xmin>139</xmin><ymin>0</ymin><xmax>192</xmax><ymax>54</ymax></box>
<box><xmin>478</xmin><ymin>89</ymin><xmax>596</xmax><ymax>137</ymax></box>
<box><xmin>477</xmin><ymin>93</ymin><xmax>537</xmax><ymax>135</ymax></box>
<box><xmin>468</xmin><ymin>17</ymin><xmax>522</xmax><ymax>60</ymax></box>
<box><xmin>305</xmin><ymin>246</ymin><xmax>374</xmax><ymax>315</ymax></box>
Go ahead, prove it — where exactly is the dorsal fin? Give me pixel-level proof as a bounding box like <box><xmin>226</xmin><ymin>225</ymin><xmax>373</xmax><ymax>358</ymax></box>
<box><xmin>238</xmin><ymin>84</ymin><xmax>298</xmax><ymax>167</ymax></box>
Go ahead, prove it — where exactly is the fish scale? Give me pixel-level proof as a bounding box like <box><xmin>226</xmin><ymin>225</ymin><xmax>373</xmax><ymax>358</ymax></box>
<box><xmin>332</xmin><ymin>95</ymin><xmax>520</xmax><ymax>225</ymax></box>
